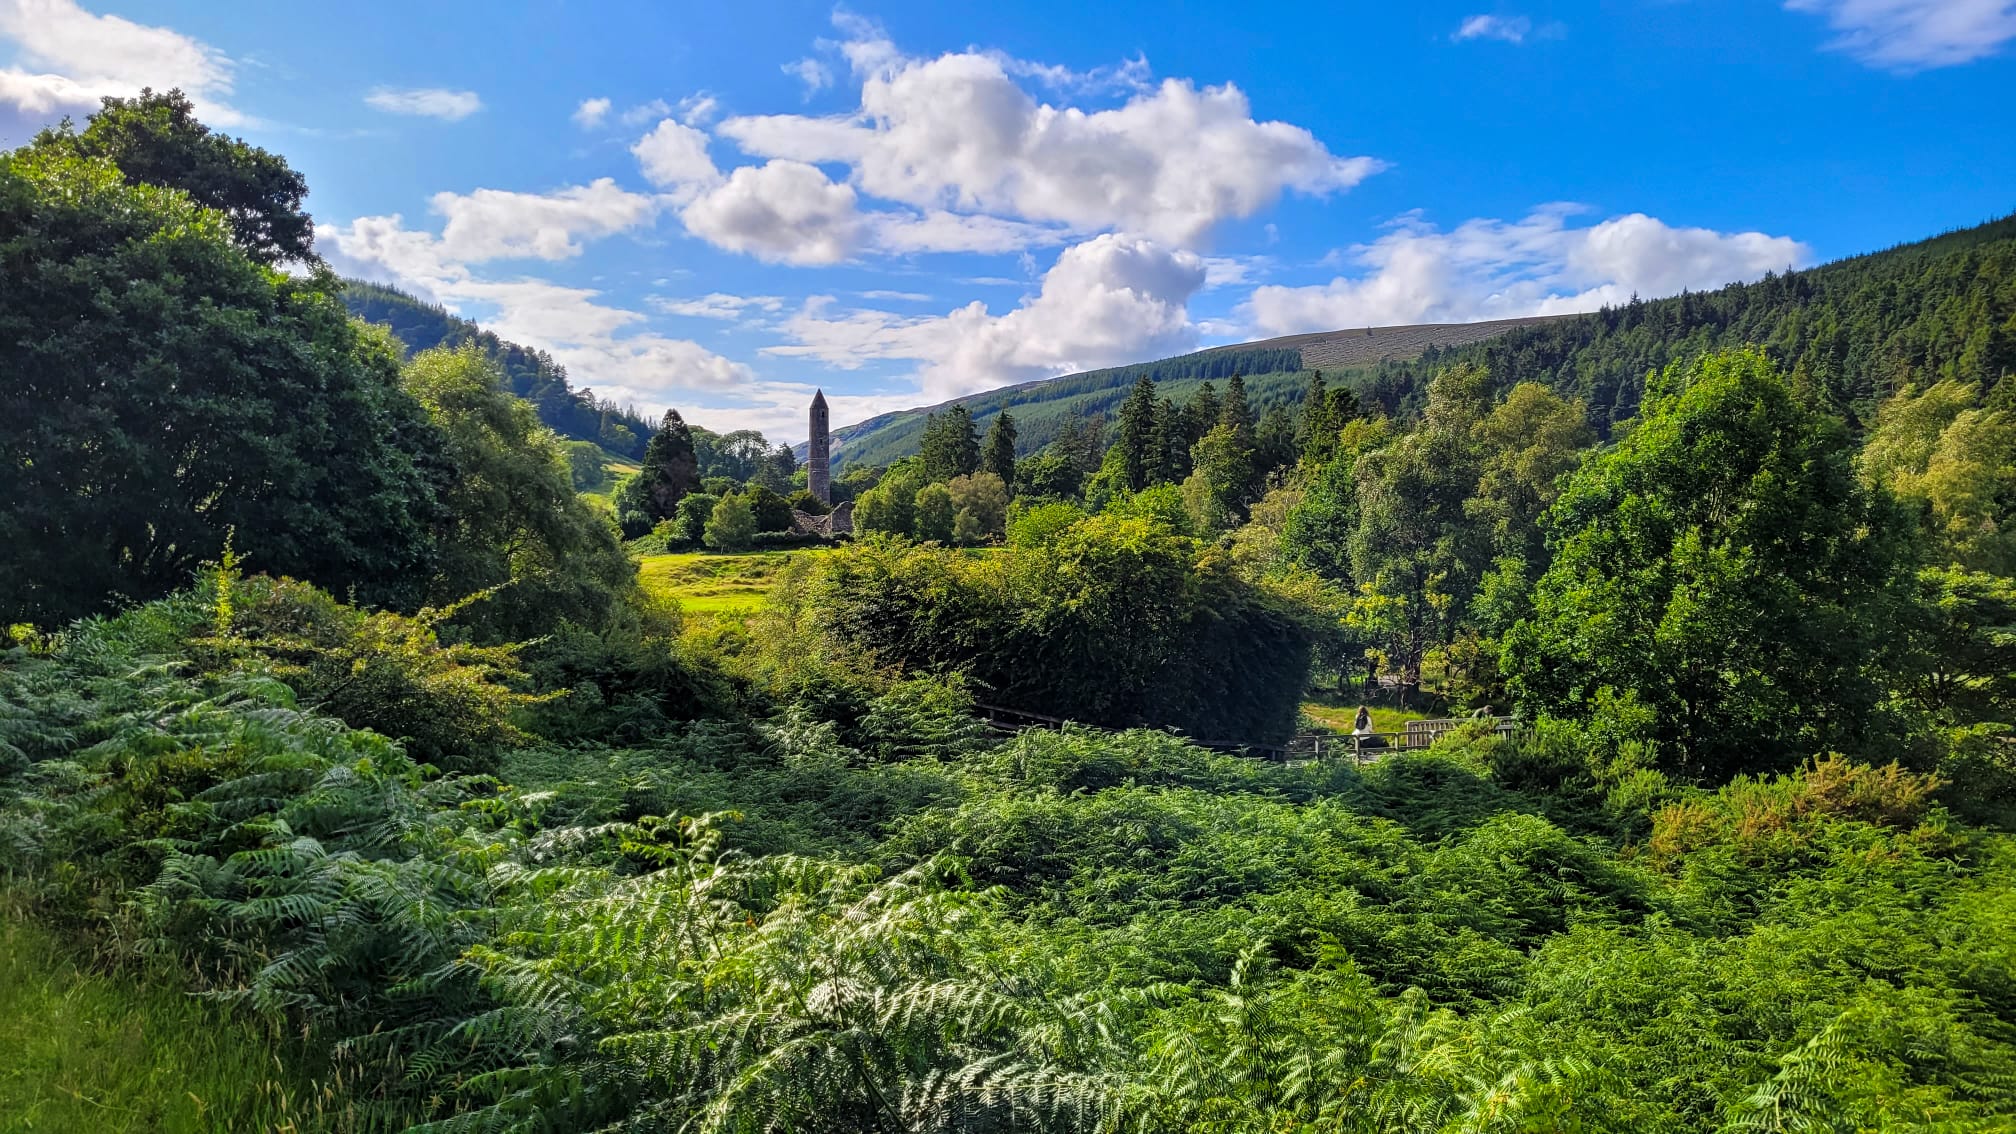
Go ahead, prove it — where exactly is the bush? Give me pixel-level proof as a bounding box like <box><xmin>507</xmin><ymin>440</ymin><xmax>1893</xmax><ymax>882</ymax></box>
<box><xmin>751</xmin><ymin>530</ymin><xmax>829</xmax><ymax>550</ymax></box>
<box><xmin>195</xmin><ymin>573</ymin><xmax>541</xmax><ymax>772</ymax></box>
<box><xmin>797</xmin><ymin>513</ymin><xmax>1320</xmax><ymax>742</ymax></box>
<box><xmin>705</xmin><ymin>493</ymin><xmax>758</xmax><ymax>551</ymax></box>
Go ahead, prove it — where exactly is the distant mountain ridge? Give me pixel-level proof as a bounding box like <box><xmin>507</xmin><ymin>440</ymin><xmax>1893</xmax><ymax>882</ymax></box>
<box><xmin>818</xmin><ymin>316</ymin><xmax>1563</xmax><ymax>471</ymax></box>
<box><xmin>342</xmin><ymin>281</ymin><xmax>658</xmax><ymax>460</ymax></box>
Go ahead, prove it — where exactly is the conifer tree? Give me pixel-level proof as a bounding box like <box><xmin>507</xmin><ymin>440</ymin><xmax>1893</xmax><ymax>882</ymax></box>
<box><xmin>638</xmin><ymin>409</ymin><xmax>701</xmax><ymax>522</ymax></box>
<box><xmin>919</xmin><ymin>405</ymin><xmax>981</xmax><ymax>483</ymax></box>
<box><xmin>1221</xmin><ymin>374</ymin><xmax>1255</xmax><ymax>442</ymax></box>
<box><xmin>982</xmin><ymin>411</ymin><xmax>1018</xmax><ymax>491</ymax></box>
<box><xmin>1117</xmin><ymin>375</ymin><xmax>1160</xmax><ymax>492</ymax></box>
<box><xmin>1301</xmin><ymin>370</ymin><xmax>1337</xmax><ymax>464</ymax></box>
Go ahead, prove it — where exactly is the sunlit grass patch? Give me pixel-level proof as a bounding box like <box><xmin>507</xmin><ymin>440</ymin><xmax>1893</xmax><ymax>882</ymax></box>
<box><xmin>0</xmin><ymin>914</ymin><xmax>352</xmax><ymax>1133</ymax></box>
<box><xmin>637</xmin><ymin>550</ymin><xmax>826</xmax><ymax>615</ymax></box>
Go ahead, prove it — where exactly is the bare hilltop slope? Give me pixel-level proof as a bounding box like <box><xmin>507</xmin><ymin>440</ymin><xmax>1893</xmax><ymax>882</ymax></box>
<box><xmin>823</xmin><ymin>315</ymin><xmax>1567</xmax><ymax>470</ymax></box>
<box><xmin>1246</xmin><ymin>316</ymin><xmax>1565</xmax><ymax>370</ymax></box>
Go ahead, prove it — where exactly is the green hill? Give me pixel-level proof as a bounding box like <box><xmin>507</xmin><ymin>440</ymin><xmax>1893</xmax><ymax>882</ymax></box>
<box><xmin>1340</xmin><ymin>212</ymin><xmax>2016</xmax><ymax>433</ymax></box>
<box><xmin>824</xmin><ymin>317</ymin><xmax>1558</xmax><ymax>471</ymax></box>
<box><xmin>342</xmin><ymin>280</ymin><xmax>658</xmax><ymax>459</ymax></box>
<box><xmin>824</xmin><ymin>212</ymin><xmax>2016</xmax><ymax>470</ymax></box>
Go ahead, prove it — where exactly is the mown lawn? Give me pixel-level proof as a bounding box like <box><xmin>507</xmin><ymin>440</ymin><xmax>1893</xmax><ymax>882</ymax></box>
<box><xmin>0</xmin><ymin>914</ymin><xmax>347</xmax><ymax>1133</ymax></box>
<box><xmin>1299</xmin><ymin>695</ymin><xmax>1417</xmax><ymax>736</ymax></box>
<box><xmin>636</xmin><ymin>549</ymin><xmax>826</xmax><ymax>615</ymax></box>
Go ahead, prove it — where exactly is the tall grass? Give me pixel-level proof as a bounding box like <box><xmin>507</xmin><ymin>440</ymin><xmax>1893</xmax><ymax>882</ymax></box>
<box><xmin>0</xmin><ymin>912</ymin><xmax>374</xmax><ymax>1134</ymax></box>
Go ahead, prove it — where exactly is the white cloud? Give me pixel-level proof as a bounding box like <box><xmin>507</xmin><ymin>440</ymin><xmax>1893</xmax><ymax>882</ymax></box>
<box><xmin>631</xmin><ymin>118</ymin><xmax>722</xmax><ymax>198</ymax></box>
<box><xmin>653</xmin><ymin>292</ymin><xmax>787</xmax><ymax>319</ymax></box>
<box><xmin>325</xmin><ymin>213</ymin><xmax>757</xmax><ymax>409</ymax></box>
<box><xmin>429</xmin><ymin>179</ymin><xmax>658</xmax><ymax>262</ymax></box>
<box><xmin>680</xmin><ymin>160</ymin><xmax>862</xmax><ymax>265</ymax></box>
<box><xmin>860</xmin><ymin>289</ymin><xmax>932</xmax><ymax>301</ymax></box>
<box><xmin>0</xmin><ymin>0</ymin><xmax>242</xmax><ymax>128</ymax></box>
<box><xmin>1453</xmin><ymin>14</ymin><xmax>1533</xmax><ymax>42</ymax></box>
<box><xmin>621</xmin><ymin>98</ymin><xmax>672</xmax><ymax>126</ymax></box>
<box><xmin>573</xmin><ymin>97</ymin><xmax>611</xmax><ymax>128</ymax></box>
<box><xmin>783</xmin><ymin>57</ymin><xmax>833</xmax><ymax>95</ymax></box>
<box><xmin>1785</xmin><ymin>0</ymin><xmax>2016</xmax><ymax>69</ymax></box>
<box><xmin>769</xmin><ymin>233</ymin><xmax>1206</xmax><ymax>399</ymax></box>
<box><xmin>674</xmin><ymin>93</ymin><xmax>718</xmax><ymax>125</ymax></box>
<box><xmin>366</xmin><ymin>86</ymin><xmax>483</xmax><ymax>121</ymax></box>
<box><xmin>718</xmin><ymin>17</ymin><xmax>1379</xmax><ymax>247</ymax></box>
<box><xmin>869</xmin><ymin>209</ymin><xmax>1069</xmax><ymax>255</ymax></box>
<box><xmin>1241</xmin><ymin>207</ymin><xmax>1810</xmax><ymax>336</ymax></box>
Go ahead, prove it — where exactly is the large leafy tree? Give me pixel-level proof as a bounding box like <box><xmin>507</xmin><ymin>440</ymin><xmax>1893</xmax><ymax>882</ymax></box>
<box><xmin>1344</xmin><ymin>365</ymin><xmax>1493</xmax><ymax>686</ymax></box>
<box><xmin>0</xmin><ymin>148</ymin><xmax>445</xmax><ymax>625</ymax></box>
<box><xmin>31</xmin><ymin>89</ymin><xmax>316</xmax><ymax>265</ymax></box>
<box><xmin>402</xmin><ymin>345</ymin><xmax>634</xmax><ymax>638</ymax></box>
<box><xmin>1859</xmin><ymin>379</ymin><xmax>2016</xmax><ymax>574</ymax></box>
<box><xmin>1503</xmin><ymin>349</ymin><xmax>1909</xmax><ymax>778</ymax></box>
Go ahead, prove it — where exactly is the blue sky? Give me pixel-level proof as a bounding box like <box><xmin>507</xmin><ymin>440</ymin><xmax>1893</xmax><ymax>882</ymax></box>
<box><xmin>3</xmin><ymin>1</ymin><xmax>2012</xmax><ymax>439</ymax></box>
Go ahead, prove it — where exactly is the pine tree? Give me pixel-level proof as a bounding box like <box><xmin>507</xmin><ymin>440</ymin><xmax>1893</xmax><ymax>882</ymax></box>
<box><xmin>1300</xmin><ymin>370</ymin><xmax>1336</xmax><ymax>464</ymax></box>
<box><xmin>1117</xmin><ymin>376</ymin><xmax>1161</xmax><ymax>492</ymax></box>
<box><xmin>639</xmin><ymin>409</ymin><xmax>701</xmax><ymax>522</ymax></box>
<box><xmin>982</xmin><ymin>411</ymin><xmax>1018</xmax><ymax>491</ymax></box>
<box><xmin>1186</xmin><ymin>382</ymin><xmax>1222</xmax><ymax>447</ymax></box>
<box><xmin>920</xmin><ymin>405</ymin><xmax>981</xmax><ymax>483</ymax></box>
<box><xmin>1221</xmin><ymin>374</ymin><xmax>1255</xmax><ymax>444</ymax></box>
<box><xmin>1153</xmin><ymin>397</ymin><xmax>1189</xmax><ymax>484</ymax></box>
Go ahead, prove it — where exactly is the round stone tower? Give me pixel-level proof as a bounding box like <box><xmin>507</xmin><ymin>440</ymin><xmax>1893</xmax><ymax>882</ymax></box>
<box><xmin>808</xmin><ymin>389</ymin><xmax>831</xmax><ymax>504</ymax></box>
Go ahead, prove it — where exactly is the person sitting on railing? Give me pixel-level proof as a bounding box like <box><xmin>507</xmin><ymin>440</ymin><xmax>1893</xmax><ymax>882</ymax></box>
<box><xmin>1352</xmin><ymin>706</ymin><xmax>1373</xmax><ymax>737</ymax></box>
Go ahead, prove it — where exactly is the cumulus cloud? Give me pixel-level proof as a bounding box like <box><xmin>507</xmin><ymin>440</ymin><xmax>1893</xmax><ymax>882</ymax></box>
<box><xmin>0</xmin><ymin>0</ymin><xmax>242</xmax><ymax>131</ymax></box>
<box><xmin>573</xmin><ymin>97</ymin><xmax>611</xmax><ymax>128</ymax></box>
<box><xmin>768</xmin><ymin>233</ymin><xmax>1206</xmax><ymax>399</ymax></box>
<box><xmin>680</xmin><ymin>160</ymin><xmax>862</xmax><ymax>265</ymax></box>
<box><xmin>631</xmin><ymin>118</ymin><xmax>723</xmax><ymax>197</ymax></box>
<box><xmin>1241</xmin><ymin>207</ymin><xmax>1810</xmax><ymax>336</ymax></box>
<box><xmin>325</xmin><ymin>213</ymin><xmax>757</xmax><ymax>410</ymax></box>
<box><xmin>717</xmin><ymin>17</ymin><xmax>1379</xmax><ymax>247</ymax></box>
<box><xmin>429</xmin><ymin>179</ymin><xmax>658</xmax><ymax>262</ymax></box>
<box><xmin>1453</xmin><ymin>14</ymin><xmax>1534</xmax><ymax>42</ymax></box>
<box><xmin>1785</xmin><ymin>0</ymin><xmax>2016</xmax><ymax>69</ymax></box>
<box><xmin>365</xmin><ymin>86</ymin><xmax>483</xmax><ymax>121</ymax></box>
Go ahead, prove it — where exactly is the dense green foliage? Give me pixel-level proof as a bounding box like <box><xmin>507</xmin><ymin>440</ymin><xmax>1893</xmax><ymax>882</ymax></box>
<box><xmin>1504</xmin><ymin>350</ymin><xmax>1908</xmax><ymax>779</ymax></box>
<box><xmin>4</xmin><ymin>590</ymin><xmax>2013</xmax><ymax>1132</ymax></box>
<box><xmin>30</xmin><ymin>89</ymin><xmax>316</xmax><ymax>266</ymax></box>
<box><xmin>786</xmin><ymin>515</ymin><xmax>1319</xmax><ymax>743</ymax></box>
<box><xmin>0</xmin><ymin>147</ymin><xmax>447</xmax><ymax>626</ymax></box>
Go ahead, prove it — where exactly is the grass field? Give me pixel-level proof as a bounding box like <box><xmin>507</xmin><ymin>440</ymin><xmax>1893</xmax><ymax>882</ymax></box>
<box><xmin>1299</xmin><ymin>696</ymin><xmax>1418</xmax><ymax>736</ymax></box>
<box><xmin>0</xmin><ymin>914</ymin><xmax>346</xmax><ymax>1133</ymax></box>
<box><xmin>637</xmin><ymin>550</ymin><xmax>822</xmax><ymax>615</ymax></box>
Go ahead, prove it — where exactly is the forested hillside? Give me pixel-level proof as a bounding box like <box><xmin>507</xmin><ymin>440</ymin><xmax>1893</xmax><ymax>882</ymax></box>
<box><xmin>344</xmin><ymin>280</ymin><xmax>659</xmax><ymax>459</ymax></box>
<box><xmin>4</xmin><ymin>92</ymin><xmax>2015</xmax><ymax>1134</ymax></box>
<box><xmin>828</xmin><ymin>316</ymin><xmax>1557</xmax><ymax>471</ymax></box>
<box><xmin>1341</xmin><ymin>213</ymin><xmax>2016</xmax><ymax>430</ymax></box>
